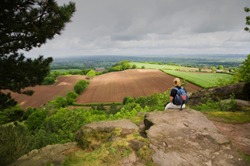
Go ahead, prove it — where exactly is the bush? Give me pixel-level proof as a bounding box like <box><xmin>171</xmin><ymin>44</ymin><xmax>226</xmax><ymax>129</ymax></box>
<box><xmin>74</xmin><ymin>80</ymin><xmax>88</xmax><ymax>94</ymax></box>
<box><xmin>238</xmin><ymin>54</ymin><xmax>250</xmax><ymax>82</ymax></box>
<box><xmin>49</xmin><ymin>96</ymin><xmax>67</xmax><ymax>109</ymax></box>
<box><xmin>125</xmin><ymin>97</ymin><xmax>135</xmax><ymax>104</ymax></box>
<box><xmin>27</xmin><ymin>109</ymin><xmax>49</xmax><ymax>131</ymax></box>
<box><xmin>122</xmin><ymin>96</ymin><xmax>129</xmax><ymax>105</ymax></box>
<box><xmin>66</xmin><ymin>91</ymin><xmax>78</xmax><ymax>104</ymax></box>
<box><xmin>0</xmin><ymin>125</ymin><xmax>36</xmax><ymax>166</ymax></box>
<box><xmin>42</xmin><ymin>77</ymin><xmax>55</xmax><ymax>85</ymax></box>
<box><xmin>0</xmin><ymin>105</ymin><xmax>24</xmax><ymax>124</ymax></box>
<box><xmin>86</xmin><ymin>69</ymin><xmax>96</xmax><ymax>78</ymax></box>
<box><xmin>22</xmin><ymin>107</ymin><xmax>34</xmax><ymax>120</ymax></box>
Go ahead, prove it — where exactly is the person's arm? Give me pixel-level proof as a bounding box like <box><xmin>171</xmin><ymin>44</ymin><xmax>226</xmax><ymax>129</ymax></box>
<box><xmin>170</xmin><ymin>96</ymin><xmax>173</xmax><ymax>102</ymax></box>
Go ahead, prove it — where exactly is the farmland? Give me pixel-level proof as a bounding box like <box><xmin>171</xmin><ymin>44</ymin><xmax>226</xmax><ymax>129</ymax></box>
<box><xmin>162</xmin><ymin>70</ymin><xmax>233</xmax><ymax>88</ymax></box>
<box><xmin>51</xmin><ymin>69</ymin><xmax>82</xmax><ymax>73</ymax></box>
<box><xmin>129</xmin><ymin>62</ymin><xmax>181</xmax><ymax>70</ymax></box>
<box><xmin>2</xmin><ymin>75</ymin><xmax>88</xmax><ymax>110</ymax></box>
<box><xmin>76</xmin><ymin>69</ymin><xmax>201</xmax><ymax>104</ymax></box>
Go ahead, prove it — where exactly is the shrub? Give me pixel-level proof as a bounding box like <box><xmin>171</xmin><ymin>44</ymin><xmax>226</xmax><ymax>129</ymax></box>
<box><xmin>27</xmin><ymin>109</ymin><xmax>49</xmax><ymax>131</ymax></box>
<box><xmin>125</xmin><ymin>97</ymin><xmax>135</xmax><ymax>104</ymax></box>
<box><xmin>0</xmin><ymin>105</ymin><xmax>24</xmax><ymax>124</ymax></box>
<box><xmin>22</xmin><ymin>107</ymin><xmax>34</xmax><ymax>120</ymax></box>
<box><xmin>66</xmin><ymin>91</ymin><xmax>78</xmax><ymax>104</ymax></box>
<box><xmin>122</xmin><ymin>96</ymin><xmax>129</xmax><ymax>105</ymax></box>
<box><xmin>238</xmin><ymin>54</ymin><xmax>250</xmax><ymax>82</ymax></box>
<box><xmin>86</xmin><ymin>69</ymin><xmax>96</xmax><ymax>78</ymax></box>
<box><xmin>74</xmin><ymin>80</ymin><xmax>88</xmax><ymax>94</ymax></box>
<box><xmin>49</xmin><ymin>96</ymin><xmax>67</xmax><ymax>109</ymax></box>
<box><xmin>42</xmin><ymin>77</ymin><xmax>55</xmax><ymax>85</ymax></box>
<box><xmin>0</xmin><ymin>125</ymin><xmax>36</xmax><ymax>166</ymax></box>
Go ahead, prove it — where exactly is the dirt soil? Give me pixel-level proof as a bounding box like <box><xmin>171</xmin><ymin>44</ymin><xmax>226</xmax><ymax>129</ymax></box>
<box><xmin>2</xmin><ymin>75</ymin><xmax>88</xmax><ymax>110</ymax></box>
<box><xmin>212</xmin><ymin>121</ymin><xmax>250</xmax><ymax>158</ymax></box>
<box><xmin>76</xmin><ymin>69</ymin><xmax>202</xmax><ymax>104</ymax></box>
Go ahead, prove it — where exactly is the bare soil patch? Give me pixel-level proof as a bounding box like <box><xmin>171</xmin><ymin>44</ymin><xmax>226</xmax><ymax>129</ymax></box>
<box><xmin>76</xmin><ymin>69</ymin><xmax>202</xmax><ymax>104</ymax></box>
<box><xmin>2</xmin><ymin>75</ymin><xmax>88</xmax><ymax>110</ymax></box>
<box><xmin>212</xmin><ymin>121</ymin><xmax>250</xmax><ymax>157</ymax></box>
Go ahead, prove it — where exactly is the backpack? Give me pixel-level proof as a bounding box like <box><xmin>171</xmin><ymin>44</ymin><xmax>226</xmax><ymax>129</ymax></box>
<box><xmin>173</xmin><ymin>87</ymin><xmax>189</xmax><ymax>110</ymax></box>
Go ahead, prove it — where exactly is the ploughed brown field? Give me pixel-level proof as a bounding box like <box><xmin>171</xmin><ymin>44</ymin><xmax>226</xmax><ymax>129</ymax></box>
<box><xmin>76</xmin><ymin>69</ymin><xmax>202</xmax><ymax>104</ymax></box>
<box><xmin>2</xmin><ymin>75</ymin><xmax>88</xmax><ymax>110</ymax></box>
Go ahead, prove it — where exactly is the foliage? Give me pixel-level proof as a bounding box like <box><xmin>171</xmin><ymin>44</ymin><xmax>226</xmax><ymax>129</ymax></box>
<box><xmin>26</xmin><ymin>109</ymin><xmax>49</xmax><ymax>131</ymax></box>
<box><xmin>86</xmin><ymin>69</ymin><xmax>96</xmax><ymax>78</ymax></box>
<box><xmin>218</xmin><ymin>65</ymin><xmax>224</xmax><ymax>69</ymax></box>
<box><xmin>215</xmin><ymin>75</ymin><xmax>239</xmax><ymax>87</ymax></box>
<box><xmin>0</xmin><ymin>105</ymin><xmax>24</xmax><ymax>124</ymax></box>
<box><xmin>74</xmin><ymin>80</ymin><xmax>89</xmax><ymax>94</ymax></box>
<box><xmin>210</xmin><ymin>66</ymin><xmax>217</xmax><ymax>72</ymax></box>
<box><xmin>0</xmin><ymin>0</ymin><xmax>76</xmax><ymax>110</ymax></box>
<box><xmin>191</xmin><ymin>93</ymin><xmax>237</xmax><ymax>112</ymax></box>
<box><xmin>238</xmin><ymin>54</ymin><xmax>250</xmax><ymax>82</ymax></box>
<box><xmin>42</xmin><ymin>77</ymin><xmax>55</xmax><ymax>85</ymax></box>
<box><xmin>0</xmin><ymin>92</ymin><xmax>17</xmax><ymax>111</ymax></box>
<box><xmin>125</xmin><ymin>96</ymin><xmax>135</xmax><ymax>104</ymax></box>
<box><xmin>66</xmin><ymin>91</ymin><xmax>78</xmax><ymax>105</ymax></box>
<box><xmin>244</xmin><ymin>7</ymin><xmax>250</xmax><ymax>32</ymax></box>
<box><xmin>132</xmin><ymin>64</ymin><xmax>137</xmax><ymax>69</ymax></box>
<box><xmin>97</xmin><ymin>103</ymin><xmax>107</xmax><ymax>111</ymax></box>
<box><xmin>22</xmin><ymin>107</ymin><xmax>35</xmax><ymax>120</ymax></box>
<box><xmin>49</xmin><ymin>96</ymin><xmax>67</xmax><ymax>109</ymax></box>
<box><xmin>0</xmin><ymin>124</ymin><xmax>36</xmax><ymax>166</ymax></box>
<box><xmin>142</xmin><ymin>65</ymin><xmax>145</xmax><ymax>69</ymax></box>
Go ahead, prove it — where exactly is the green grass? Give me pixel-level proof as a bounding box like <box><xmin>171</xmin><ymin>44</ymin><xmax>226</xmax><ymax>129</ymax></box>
<box><xmin>162</xmin><ymin>70</ymin><xmax>232</xmax><ymax>88</ymax></box>
<box><xmin>51</xmin><ymin>69</ymin><xmax>82</xmax><ymax>73</ymax></box>
<box><xmin>202</xmin><ymin>111</ymin><xmax>250</xmax><ymax>124</ymax></box>
<box><xmin>129</xmin><ymin>62</ymin><xmax>180</xmax><ymax>70</ymax></box>
<box><xmin>72</xmin><ymin>102</ymin><xmax>122</xmax><ymax>106</ymax></box>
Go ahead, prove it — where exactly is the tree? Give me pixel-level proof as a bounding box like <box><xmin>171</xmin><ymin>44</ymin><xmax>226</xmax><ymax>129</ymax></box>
<box><xmin>132</xmin><ymin>64</ymin><xmax>137</xmax><ymax>69</ymax></box>
<box><xmin>244</xmin><ymin>7</ymin><xmax>250</xmax><ymax>32</ymax></box>
<box><xmin>0</xmin><ymin>0</ymin><xmax>76</xmax><ymax>110</ymax></box>
<box><xmin>66</xmin><ymin>91</ymin><xmax>78</xmax><ymax>104</ymax></box>
<box><xmin>49</xmin><ymin>96</ymin><xmax>67</xmax><ymax>109</ymax></box>
<box><xmin>210</xmin><ymin>66</ymin><xmax>217</xmax><ymax>72</ymax></box>
<box><xmin>74</xmin><ymin>80</ymin><xmax>88</xmax><ymax>94</ymax></box>
<box><xmin>218</xmin><ymin>65</ymin><xmax>223</xmax><ymax>70</ymax></box>
<box><xmin>238</xmin><ymin>54</ymin><xmax>250</xmax><ymax>82</ymax></box>
<box><xmin>42</xmin><ymin>77</ymin><xmax>55</xmax><ymax>85</ymax></box>
<box><xmin>86</xmin><ymin>70</ymin><xmax>96</xmax><ymax>79</ymax></box>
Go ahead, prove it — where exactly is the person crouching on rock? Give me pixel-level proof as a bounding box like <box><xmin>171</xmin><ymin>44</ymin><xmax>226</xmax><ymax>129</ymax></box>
<box><xmin>164</xmin><ymin>78</ymin><xmax>187</xmax><ymax>110</ymax></box>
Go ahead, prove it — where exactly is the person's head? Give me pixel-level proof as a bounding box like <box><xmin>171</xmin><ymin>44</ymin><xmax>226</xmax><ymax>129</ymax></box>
<box><xmin>173</xmin><ymin>78</ymin><xmax>181</xmax><ymax>86</ymax></box>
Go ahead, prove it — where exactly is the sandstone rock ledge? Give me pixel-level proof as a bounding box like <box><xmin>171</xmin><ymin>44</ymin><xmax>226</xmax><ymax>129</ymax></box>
<box><xmin>9</xmin><ymin>142</ymin><xmax>77</xmax><ymax>166</ymax></box>
<box><xmin>144</xmin><ymin>108</ymin><xmax>246</xmax><ymax>166</ymax></box>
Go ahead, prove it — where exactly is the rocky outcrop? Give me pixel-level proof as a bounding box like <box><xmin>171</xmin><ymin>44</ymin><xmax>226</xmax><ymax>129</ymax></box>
<box><xmin>75</xmin><ymin>119</ymin><xmax>140</xmax><ymax>150</ymax></box>
<box><xmin>9</xmin><ymin>142</ymin><xmax>77</xmax><ymax>166</ymax></box>
<box><xmin>144</xmin><ymin>109</ymin><xmax>246</xmax><ymax>166</ymax></box>
<box><xmin>11</xmin><ymin>110</ymin><xmax>247</xmax><ymax>166</ymax></box>
<box><xmin>188</xmin><ymin>82</ymin><xmax>250</xmax><ymax>106</ymax></box>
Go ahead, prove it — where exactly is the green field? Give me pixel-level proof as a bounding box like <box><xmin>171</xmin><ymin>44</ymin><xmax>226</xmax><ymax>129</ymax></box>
<box><xmin>51</xmin><ymin>69</ymin><xmax>82</xmax><ymax>73</ymax></box>
<box><xmin>162</xmin><ymin>70</ymin><xmax>232</xmax><ymax>88</ymax></box>
<box><xmin>129</xmin><ymin>62</ymin><xmax>181</xmax><ymax>70</ymax></box>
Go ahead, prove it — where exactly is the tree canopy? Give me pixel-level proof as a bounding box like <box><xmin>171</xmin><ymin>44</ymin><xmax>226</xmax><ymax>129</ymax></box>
<box><xmin>244</xmin><ymin>7</ymin><xmax>250</xmax><ymax>32</ymax></box>
<box><xmin>0</xmin><ymin>0</ymin><xmax>76</xmax><ymax>110</ymax></box>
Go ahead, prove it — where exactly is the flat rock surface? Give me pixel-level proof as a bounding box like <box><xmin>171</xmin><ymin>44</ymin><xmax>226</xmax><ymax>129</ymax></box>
<box><xmin>8</xmin><ymin>142</ymin><xmax>77</xmax><ymax>166</ymax></box>
<box><xmin>212</xmin><ymin>121</ymin><xmax>250</xmax><ymax>157</ymax></box>
<box><xmin>144</xmin><ymin>108</ymin><xmax>246</xmax><ymax>166</ymax></box>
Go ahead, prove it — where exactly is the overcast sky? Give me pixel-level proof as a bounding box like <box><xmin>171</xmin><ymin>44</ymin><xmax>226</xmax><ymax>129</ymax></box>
<box><xmin>23</xmin><ymin>0</ymin><xmax>250</xmax><ymax>58</ymax></box>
